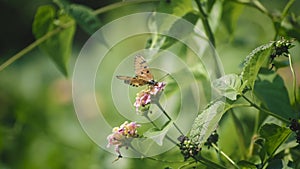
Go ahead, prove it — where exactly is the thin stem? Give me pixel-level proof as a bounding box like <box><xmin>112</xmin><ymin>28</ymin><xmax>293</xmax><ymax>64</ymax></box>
<box><xmin>190</xmin><ymin>155</ymin><xmax>227</xmax><ymax>169</ymax></box>
<box><xmin>0</xmin><ymin>20</ymin><xmax>74</xmax><ymax>71</ymax></box>
<box><xmin>273</xmin><ymin>0</ymin><xmax>295</xmax><ymax>40</ymax></box>
<box><xmin>212</xmin><ymin>144</ymin><xmax>240</xmax><ymax>169</ymax></box>
<box><xmin>0</xmin><ymin>26</ymin><xmax>65</xmax><ymax>71</ymax></box>
<box><xmin>155</xmin><ymin>102</ymin><xmax>172</xmax><ymax>120</ymax></box>
<box><xmin>251</xmin><ymin>0</ymin><xmax>270</xmax><ymax>17</ymax></box>
<box><xmin>282</xmin><ymin>0</ymin><xmax>295</xmax><ymax>19</ymax></box>
<box><xmin>128</xmin><ymin>143</ymin><xmax>148</xmax><ymax>158</ymax></box>
<box><xmin>145</xmin><ymin>114</ymin><xmax>160</xmax><ymax>129</ymax></box>
<box><xmin>194</xmin><ymin>0</ymin><xmax>215</xmax><ymax>47</ymax></box>
<box><xmin>155</xmin><ymin>102</ymin><xmax>184</xmax><ymax>136</ymax></box>
<box><xmin>288</xmin><ymin>54</ymin><xmax>298</xmax><ymax>105</ymax></box>
<box><xmin>144</xmin><ymin>114</ymin><xmax>178</xmax><ymax>145</ymax></box>
<box><xmin>94</xmin><ymin>0</ymin><xmax>159</xmax><ymax>15</ymax></box>
<box><xmin>231</xmin><ymin>0</ymin><xmax>270</xmax><ymax>17</ymax></box>
<box><xmin>242</xmin><ymin>95</ymin><xmax>290</xmax><ymax>123</ymax></box>
<box><xmin>0</xmin><ymin>0</ymin><xmax>159</xmax><ymax>71</ymax></box>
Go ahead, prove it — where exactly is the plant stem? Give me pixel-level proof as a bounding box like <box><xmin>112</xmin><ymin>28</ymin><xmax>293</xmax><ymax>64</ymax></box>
<box><xmin>190</xmin><ymin>155</ymin><xmax>227</xmax><ymax>169</ymax></box>
<box><xmin>155</xmin><ymin>102</ymin><xmax>184</xmax><ymax>136</ymax></box>
<box><xmin>155</xmin><ymin>102</ymin><xmax>172</xmax><ymax>120</ymax></box>
<box><xmin>242</xmin><ymin>95</ymin><xmax>290</xmax><ymax>123</ymax></box>
<box><xmin>0</xmin><ymin>0</ymin><xmax>159</xmax><ymax>71</ymax></box>
<box><xmin>273</xmin><ymin>0</ymin><xmax>295</xmax><ymax>40</ymax></box>
<box><xmin>0</xmin><ymin>27</ymin><xmax>60</xmax><ymax>71</ymax></box>
<box><xmin>94</xmin><ymin>0</ymin><xmax>159</xmax><ymax>15</ymax></box>
<box><xmin>212</xmin><ymin>144</ymin><xmax>240</xmax><ymax>169</ymax></box>
<box><xmin>231</xmin><ymin>0</ymin><xmax>270</xmax><ymax>17</ymax></box>
<box><xmin>194</xmin><ymin>0</ymin><xmax>215</xmax><ymax>47</ymax></box>
<box><xmin>0</xmin><ymin>20</ymin><xmax>74</xmax><ymax>72</ymax></box>
<box><xmin>282</xmin><ymin>0</ymin><xmax>295</xmax><ymax>19</ymax></box>
<box><xmin>144</xmin><ymin>114</ymin><xmax>178</xmax><ymax>145</ymax></box>
<box><xmin>288</xmin><ymin>54</ymin><xmax>298</xmax><ymax>105</ymax></box>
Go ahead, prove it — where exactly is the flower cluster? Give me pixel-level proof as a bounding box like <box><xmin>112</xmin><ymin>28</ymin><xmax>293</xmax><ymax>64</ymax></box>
<box><xmin>178</xmin><ymin>135</ymin><xmax>201</xmax><ymax>161</ymax></box>
<box><xmin>134</xmin><ymin>82</ymin><xmax>166</xmax><ymax>113</ymax></box>
<box><xmin>289</xmin><ymin>118</ymin><xmax>300</xmax><ymax>143</ymax></box>
<box><xmin>107</xmin><ymin>121</ymin><xmax>141</xmax><ymax>156</ymax></box>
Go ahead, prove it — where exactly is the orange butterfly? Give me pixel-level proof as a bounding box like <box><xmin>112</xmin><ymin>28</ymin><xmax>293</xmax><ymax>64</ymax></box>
<box><xmin>117</xmin><ymin>55</ymin><xmax>157</xmax><ymax>87</ymax></box>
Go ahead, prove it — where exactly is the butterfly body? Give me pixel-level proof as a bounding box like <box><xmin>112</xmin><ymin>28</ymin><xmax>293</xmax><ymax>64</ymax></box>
<box><xmin>117</xmin><ymin>55</ymin><xmax>157</xmax><ymax>87</ymax></box>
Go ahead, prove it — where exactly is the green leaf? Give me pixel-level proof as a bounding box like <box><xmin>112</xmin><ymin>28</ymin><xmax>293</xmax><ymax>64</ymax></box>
<box><xmin>157</xmin><ymin>0</ymin><xmax>193</xmax><ymax>17</ymax></box>
<box><xmin>54</xmin><ymin>0</ymin><xmax>101</xmax><ymax>35</ymax></box>
<box><xmin>259</xmin><ymin>123</ymin><xmax>291</xmax><ymax>156</ymax></box>
<box><xmin>221</xmin><ymin>1</ymin><xmax>244</xmax><ymax>35</ymax></box>
<box><xmin>146</xmin><ymin>11</ymin><xmax>199</xmax><ymax>50</ymax></box>
<box><xmin>143</xmin><ymin>120</ymin><xmax>173</xmax><ymax>146</ymax></box>
<box><xmin>161</xmin><ymin>11</ymin><xmax>199</xmax><ymax>49</ymax></box>
<box><xmin>190</xmin><ymin>101</ymin><xmax>226</xmax><ymax>146</ymax></box>
<box><xmin>32</xmin><ymin>5</ymin><xmax>75</xmax><ymax>76</ymax></box>
<box><xmin>266</xmin><ymin>159</ymin><xmax>293</xmax><ymax>169</ymax></box>
<box><xmin>191</xmin><ymin>63</ymin><xmax>211</xmax><ymax>101</ymax></box>
<box><xmin>282</xmin><ymin>14</ymin><xmax>300</xmax><ymax>42</ymax></box>
<box><xmin>206</xmin><ymin>0</ymin><xmax>216</xmax><ymax>13</ymax></box>
<box><xmin>155</xmin><ymin>0</ymin><xmax>193</xmax><ymax>34</ymax></box>
<box><xmin>68</xmin><ymin>4</ymin><xmax>101</xmax><ymax>35</ymax></box>
<box><xmin>241</xmin><ymin>41</ymin><xmax>274</xmax><ymax>90</ymax></box>
<box><xmin>254</xmin><ymin>74</ymin><xmax>295</xmax><ymax>120</ymax></box>
<box><xmin>213</xmin><ymin>74</ymin><xmax>243</xmax><ymax>100</ymax></box>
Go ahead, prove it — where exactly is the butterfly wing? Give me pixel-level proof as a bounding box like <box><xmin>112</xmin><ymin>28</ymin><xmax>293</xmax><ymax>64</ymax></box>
<box><xmin>134</xmin><ymin>55</ymin><xmax>154</xmax><ymax>81</ymax></box>
<box><xmin>116</xmin><ymin>75</ymin><xmax>147</xmax><ymax>87</ymax></box>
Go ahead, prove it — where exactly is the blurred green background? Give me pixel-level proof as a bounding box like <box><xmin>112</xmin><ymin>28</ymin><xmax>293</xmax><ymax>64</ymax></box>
<box><xmin>1</xmin><ymin>0</ymin><xmax>300</xmax><ymax>168</ymax></box>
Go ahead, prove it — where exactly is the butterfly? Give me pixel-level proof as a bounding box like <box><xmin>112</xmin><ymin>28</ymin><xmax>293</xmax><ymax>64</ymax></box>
<box><xmin>117</xmin><ymin>55</ymin><xmax>157</xmax><ymax>87</ymax></box>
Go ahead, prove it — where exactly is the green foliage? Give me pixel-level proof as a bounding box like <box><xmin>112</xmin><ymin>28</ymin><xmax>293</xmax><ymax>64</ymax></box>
<box><xmin>157</xmin><ymin>0</ymin><xmax>193</xmax><ymax>17</ymax></box>
<box><xmin>221</xmin><ymin>1</ymin><xmax>244</xmax><ymax>35</ymax></box>
<box><xmin>259</xmin><ymin>123</ymin><xmax>291</xmax><ymax>156</ymax></box>
<box><xmin>2</xmin><ymin>0</ymin><xmax>300</xmax><ymax>168</ymax></box>
<box><xmin>156</xmin><ymin>11</ymin><xmax>200</xmax><ymax>50</ymax></box>
<box><xmin>54</xmin><ymin>0</ymin><xmax>102</xmax><ymax>35</ymax></box>
<box><xmin>143</xmin><ymin>120</ymin><xmax>173</xmax><ymax>146</ymax></box>
<box><xmin>32</xmin><ymin>5</ymin><xmax>75</xmax><ymax>76</ymax></box>
<box><xmin>190</xmin><ymin>101</ymin><xmax>226</xmax><ymax>146</ymax></box>
<box><xmin>254</xmin><ymin>74</ymin><xmax>295</xmax><ymax>120</ymax></box>
<box><xmin>237</xmin><ymin>160</ymin><xmax>257</xmax><ymax>169</ymax></box>
<box><xmin>213</xmin><ymin>74</ymin><xmax>244</xmax><ymax>100</ymax></box>
<box><xmin>241</xmin><ymin>42</ymin><xmax>274</xmax><ymax>90</ymax></box>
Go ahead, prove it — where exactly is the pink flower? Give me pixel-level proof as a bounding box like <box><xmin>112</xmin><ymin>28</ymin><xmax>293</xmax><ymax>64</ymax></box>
<box><xmin>149</xmin><ymin>82</ymin><xmax>166</xmax><ymax>95</ymax></box>
<box><xmin>107</xmin><ymin>121</ymin><xmax>140</xmax><ymax>156</ymax></box>
<box><xmin>134</xmin><ymin>82</ymin><xmax>166</xmax><ymax>113</ymax></box>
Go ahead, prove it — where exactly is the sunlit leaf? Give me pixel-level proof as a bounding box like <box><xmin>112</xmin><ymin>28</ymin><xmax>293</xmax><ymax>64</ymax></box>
<box><xmin>241</xmin><ymin>42</ymin><xmax>274</xmax><ymax>89</ymax></box>
<box><xmin>190</xmin><ymin>101</ymin><xmax>226</xmax><ymax>146</ymax></box>
<box><xmin>254</xmin><ymin>74</ymin><xmax>295</xmax><ymax>120</ymax></box>
<box><xmin>260</xmin><ymin>123</ymin><xmax>291</xmax><ymax>156</ymax></box>
<box><xmin>213</xmin><ymin>74</ymin><xmax>243</xmax><ymax>100</ymax></box>
<box><xmin>32</xmin><ymin>5</ymin><xmax>75</xmax><ymax>76</ymax></box>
